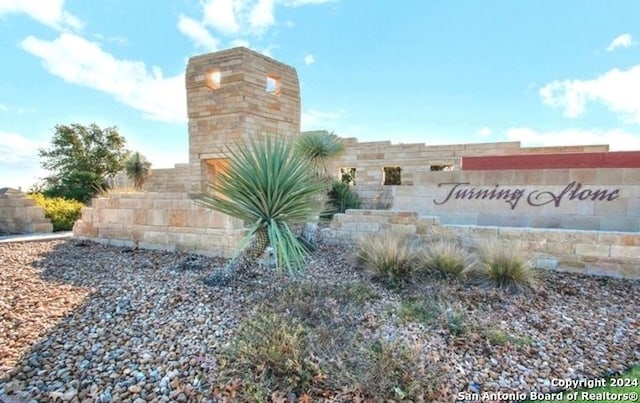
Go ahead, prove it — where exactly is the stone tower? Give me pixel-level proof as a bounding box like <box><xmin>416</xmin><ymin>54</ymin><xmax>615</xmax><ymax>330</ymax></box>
<box><xmin>185</xmin><ymin>47</ymin><xmax>301</xmax><ymax>191</ymax></box>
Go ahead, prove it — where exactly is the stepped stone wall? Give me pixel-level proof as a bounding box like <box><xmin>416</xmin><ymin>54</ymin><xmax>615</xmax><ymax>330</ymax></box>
<box><xmin>0</xmin><ymin>188</ymin><xmax>53</xmax><ymax>234</ymax></box>
<box><xmin>73</xmin><ymin>192</ymin><xmax>245</xmax><ymax>257</ymax></box>
<box><xmin>332</xmin><ymin>137</ymin><xmax>607</xmax><ymax>186</ymax></box>
<box><xmin>142</xmin><ymin>164</ymin><xmax>191</xmax><ymax>193</ymax></box>
<box><xmin>323</xmin><ymin>209</ymin><xmax>640</xmax><ymax>279</ymax></box>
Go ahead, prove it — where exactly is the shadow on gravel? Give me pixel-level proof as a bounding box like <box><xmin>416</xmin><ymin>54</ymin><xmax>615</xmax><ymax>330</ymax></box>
<box><xmin>0</xmin><ymin>239</ymin><xmax>248</xmax><ymax>401</ymax></box>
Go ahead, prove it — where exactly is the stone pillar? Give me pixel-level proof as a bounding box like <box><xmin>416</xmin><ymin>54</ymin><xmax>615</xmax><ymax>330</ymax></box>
<box><xmin>185</xmin><ymin>47</ymin><xmax>301</xmax><ymax>191</ymax></box>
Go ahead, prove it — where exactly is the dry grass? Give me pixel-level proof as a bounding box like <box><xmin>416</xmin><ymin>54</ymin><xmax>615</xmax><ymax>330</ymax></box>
<box><xmin>94</xmin><ymin>183</ymin><xmax>140</xmax><ymax>198</ymax></box>
<box><xmin>218</xmin><ymin>313</ymin><xmax>323</xmax><ymax>397</ymax></box>
<box><xmin>357</xmin><ymin>337</ymin><xmax>441</xmax><ymax>400</ymax></box>
<box><xmin>355</xmin><ymin>233</ymin><xmax>416</xmax><ymax>288</ymax></box>
<box><xmin>468</xmin><ymin>240</ymin><xmax>538</xmax><ymax>293</ymax></box>
<box><xmin>417</xmin><ymin>239</ymin><xmax>476</xmax><ymax>279</ymax></box>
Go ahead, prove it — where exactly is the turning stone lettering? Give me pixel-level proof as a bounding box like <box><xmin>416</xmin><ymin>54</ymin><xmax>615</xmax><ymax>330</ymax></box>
<box><xmin>433</xmin><ymin>181</ymin><xmax>620</xmax><ymax>210</ymax></box>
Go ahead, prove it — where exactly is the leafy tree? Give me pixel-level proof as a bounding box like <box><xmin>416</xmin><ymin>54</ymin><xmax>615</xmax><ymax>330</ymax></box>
<box><xmin>124</xmin><ymin>151</ymin><xmax>152</xmax><ymax>189</ymax></box>
<box><xmin>197</xmin><ymin>136</ymin><xmax>326</xmax><ymax>285</ymax></box>
<box><xmin>38</xmin><ymin>123</ymin><xmax>129</xmax><ymax>202</ymax></box>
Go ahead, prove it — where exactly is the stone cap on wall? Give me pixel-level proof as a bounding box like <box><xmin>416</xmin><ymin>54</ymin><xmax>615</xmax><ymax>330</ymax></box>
<box><xmin>0</xmin><ymin>187</ymin><xmax>23</xmax><ymax>196</ymax></box>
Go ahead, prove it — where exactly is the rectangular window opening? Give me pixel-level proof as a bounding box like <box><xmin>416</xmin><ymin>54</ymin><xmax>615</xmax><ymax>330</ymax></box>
<box><xmin>383</xmin><ymin>166</ymin><xmax>402</xmax><ymax>185</ymax></box>
<box><xmin>430</xmin><ymin>164</ymin><xmax>454</xmax><ymax>171</ymax></box>
<box><xmin>340</xmin><ymin>167</ymin><xmax>356</xmax><ymax>185</ymax></box>
<box><xmin>266</xmin><ymin>75</ymin><xmax>281</xmax><ymax>95</ymax></box>
<box><xmin>206</xmin><ymin>69</ymin><xmax>221</xmax><ymax>90</ymax></box>
<box><xmin>203</xmin><ymin>158</ymin><xmax>230</xmax><ymax>196</ymax></box>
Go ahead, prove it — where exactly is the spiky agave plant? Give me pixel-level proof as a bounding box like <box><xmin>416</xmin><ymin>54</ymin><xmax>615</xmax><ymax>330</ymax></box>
<box><xmin>197</xmin><ymin>136</ymin><xmax>326</xmax><ymax>285</ymax></box>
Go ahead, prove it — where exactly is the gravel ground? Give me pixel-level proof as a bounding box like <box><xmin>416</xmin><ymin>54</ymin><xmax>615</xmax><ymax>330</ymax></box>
<box><xmin>0</xmin><ymin>239</ymin><xmax>638</xmax><ymax>402</ymax></box>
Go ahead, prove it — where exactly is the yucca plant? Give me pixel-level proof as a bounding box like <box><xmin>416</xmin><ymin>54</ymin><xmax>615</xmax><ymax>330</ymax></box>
<box><xmin>469</xmin><ymin>240</ymin><xmax>538</xmax><ymax>293</ymax></box>
<box><xmin>197</xmin><ymin>136</ymin><xmax>326</xmax><ymax>285</ymax></box>
<box><xmin>294</xmin><ymin>130</ymin><xmax>345</xmax><ymax>181</ymax></box>
<box><xmin>295</xmin><ymin>131</ymin><xmax>346</xmax><ymax>245</ymax></box>
<box><xmin>124</xmin><ymin>151</ymin><xmax>152</xmax><ymax>190</ymax></box>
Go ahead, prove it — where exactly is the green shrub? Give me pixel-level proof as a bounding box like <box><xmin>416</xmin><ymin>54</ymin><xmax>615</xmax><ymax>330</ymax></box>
<box><xmin>417</xmin><ymin>239</ymin><xmax>475</xmax><ymax>279</ymax></box>
<box><xmin>219</xmin><ymin>313</ymin><xmax>323</xmax><ymax>396</ymax></box>
<box><xmin>469</xmin><ymin>240</ymin><xmax>538</xmax><ymax>293</ymax></box>
<box><xmin>355</xmin><ymin>233</ymin><xmax>416</xmax><ymax>288</ymax></box>
<box><xmin>323</xmin><ymin>180</ymin><xmax>361</xmax><ymax>218</ymax></box>
<box><xmin>28</xmin><ymin>193</ymin><xmax>84</xmax><ymax>231</ymax></box>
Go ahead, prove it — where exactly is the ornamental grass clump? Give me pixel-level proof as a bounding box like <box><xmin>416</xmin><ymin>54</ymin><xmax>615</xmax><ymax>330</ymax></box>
<box><xmin>355</xmin><ymin>233</ymin><xmax>416</xmax><ymax>288</ymax></box>
<box><xmin>417</xmin><ymin>239</ymin><xmax>476</xmax><ymax>279</ymax></box>
<box><xmin>470</xmin><ymin>240</ymin><xmax>538</xmax><ymax>293</ymax></box>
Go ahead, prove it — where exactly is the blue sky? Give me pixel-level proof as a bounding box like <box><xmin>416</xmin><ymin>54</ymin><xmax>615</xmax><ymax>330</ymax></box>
<box><xmin>1</xmin><ymin>1</ymin><xmax>640</xmax><ymax>190</ymax></box>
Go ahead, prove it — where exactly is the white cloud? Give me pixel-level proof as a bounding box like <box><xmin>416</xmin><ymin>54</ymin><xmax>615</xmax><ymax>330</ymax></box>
<box><xmin>177</xmin><ymin>14</ymin><xmax>220</xmax><ymax>50</ymax></box>
<box><xmin>189</xmin><ymin>0</ymin><xmax>335</xmax><ymax>43</ymax></box>
<box><xmin>0</xmin><ymin>131</ymin><xmax>47</xmax><ymax>190</ymax></box>
<box><xmin>304</xmin><ymin>53</ymin><xmax>315</xmax><ymax>65</ymax></box>
<box><xmin>478</xmin><ymin>126</ymin><xmax>491</xmax><ymax>137</ymax></box>
<box><xmin>230</xmin><ymin>39</ymin><xmax>250</xmax><ymax>48</ymax></box>
<box><xmin>606</xmin><ymin>33</ymin><xmax>635</xmax><ymax>52</ymax></box>
<box><xmin>0</xmin><ymin>0</ymin><xmax>81</xmax><ymax>31</ymax></box>
<box><xmin>249</xmin><ymin>0</ymin><xmax>275</xmax><ymax>32</ymax></box>
<box><xmin>506</xmin><ymin>127</ymin><xmax>640</xmax><ymax>151</ymax></box>
<box><xmin>202</xmin><ymin>0</ymin><xmax>241</xmax><ymax>34</ymax></box>
<box><xmin>0</xmin><ymin>103</ymin><xmax>29</xmax><ymax>114</ymax></box>
<box><xmin>301</xmin><ymin>108</ymin><xmax>344</xmax><ymax>130</ymax></box>
<box><xmin>0</xmin><ymin>131</ymin><xmax>40</xmax><ymax>164</ymax></box>
<box><xmin>20</xmin><ymin>33</ymin><xmax>187</xmax><ymax>123</ymax></box>
<box><xmin>540</xmin><ymin>65</ymin><xmax>640</xmax><ymax>123</ymax></box>
<box><xmin>280</xmin><ymin>0</ymin><xmax>337</xmax><ymax>6</ymax></box>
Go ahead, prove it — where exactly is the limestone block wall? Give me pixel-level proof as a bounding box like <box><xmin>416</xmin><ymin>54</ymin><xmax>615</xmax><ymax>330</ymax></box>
<box><xmin>352</xmin><ymin>185</ymin><xmax>394</xmax><ymax>209</ymax></box>
<box><xmin>323</xmin><ymin>209</ymin><xmax>640</xmax><ymax>280</ymax></box>
<box><xmin>333</xmin><ymin>137</ymin><xmax>607</xmax><ymax>187</ymax></box>
<box><xmin>143</xmin><ymin>164</ymin><xmax>192</xmax><ymax>192</ymax></box>
<box><xmin>391</xmin><ymin>168</ymin><xmax>640</xmax><ymax>232</ymax></box>
<box><xmin>0</xmin><ymin>188</ymin><xmax>53</xmax><ymax>234</ymax></box>
<box><xmin>73</xmin><ymin>192</ymin><xmax>246</xmax><ymax>257</ymax></box>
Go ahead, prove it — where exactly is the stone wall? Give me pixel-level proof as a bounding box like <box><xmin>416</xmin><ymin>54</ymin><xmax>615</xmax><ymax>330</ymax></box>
<box><xmin>323</xmin><ymin>209</ymin><xmax>640</xmax><ymax>279</ymax></box>
<box><xmin>391</xmin><ymin>168</ymin><xmax>640</xmax><ymax>232</ymax></box>
<box><xmin>142</xmin><ymin>164</ymin><xmax>192</xmax><ymax>193</ymax></box>
<box><xmin>352</xmin><ymin>184</ymin><xmax>393</xmax><ymax>209</ymax></box>
<box><xmin>73</xmin><ymin>192</ymin><xmax>246</xmax><ymax>257</ymax></box>
<box><xmin>0</xmin><ymin>188</ymin><xmax>53</xmax><ymax>234</ymax></box>
<box><xmin>332</xmin><ymin>137</ymin><xmax>608</xmax><ymax>186</ymax></box>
